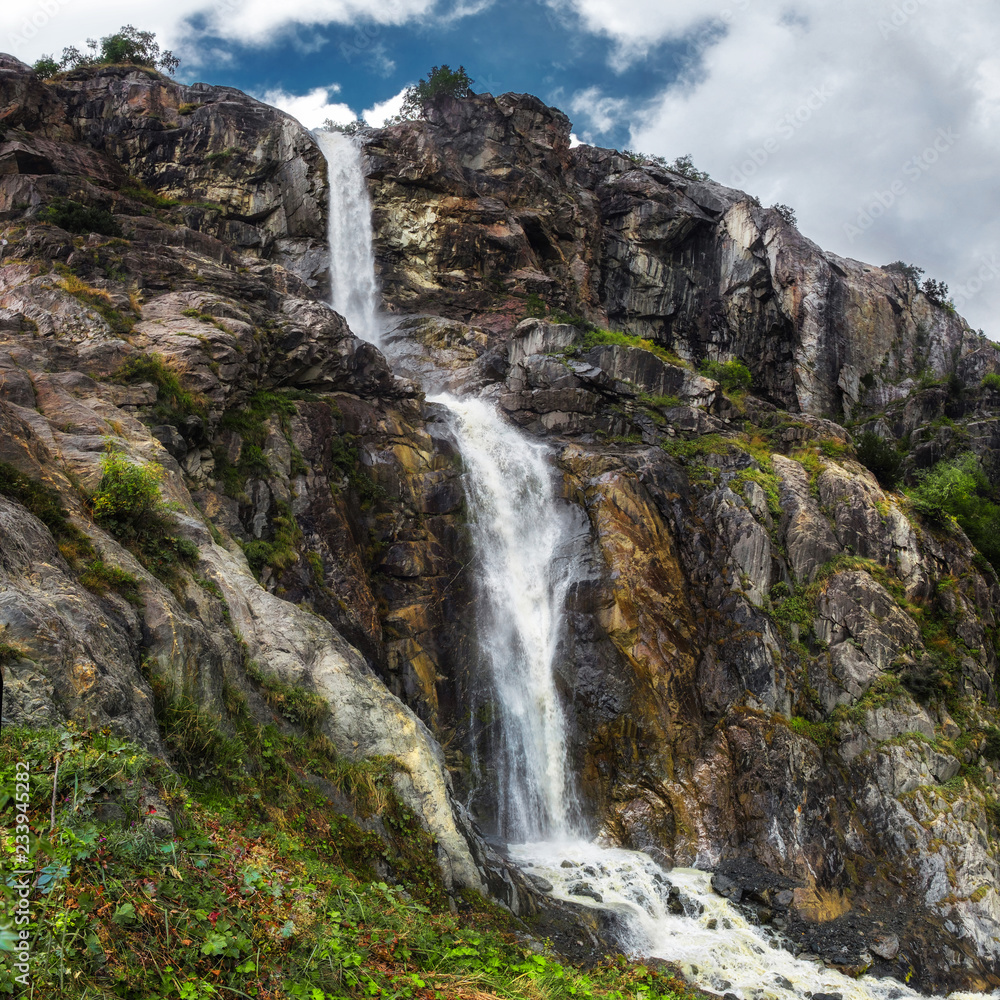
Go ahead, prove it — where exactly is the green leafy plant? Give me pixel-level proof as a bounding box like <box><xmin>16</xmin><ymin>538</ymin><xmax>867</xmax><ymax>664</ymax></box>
<box><xmin>922</xmin><ymin>277</ymin><xmax>951</xmax><ymax>305</ymax></box>
<box><xmin>55</xmin><ymin>24</ymin><xmax>179</xmax><ymax>75</ymax></box>
<box><xmin>39</xmin><ymin>198</ymin><xmax>120</xmax><ymax>237</ymax></box>
<box><xmin>78</xmin><ymin>559</ymin><xmax>143</xmax><ymax>605</ymax></box>
<box><xmin>0</xmin><ymin>461</ymin><xmax>95</xmax><ymax>565</ymax></box>
<box><xmin>112</xmin><ymin>352</ymin><xmax>207</xmax><ymax>424</ymax></box>
<box><xmin>119</xmin><ymin>179</ymin><xmax>178</xmax><ymax>209</ymax></box>
<box><xmin>907</xmin><ymin>452</ymin><xmax>1000</xmax><ymax>570</ymax></box>
<box><xmin>0</xmin><ymin>722</ymin><xmax>706</xmax><ymax>1000</ymax></box>
<box><xmin>855</xmin><ymin>430</ymin><xmax>903</xmax><ymax>489</ymax></box>
<box><xmin>524</xmin><ymin>292</ymin><xmax>547</xmax><ymax>318</ymax></box>
<box><xmin>981</xmin><ymin>372</ymin><xmax>1000</xmax><ymax>392</ymax></box>
<box><xmin>699</xmin><ymin>358</ymin><xmax>752</xmax><ymax>392</ymax></box>
<box><xmin>395</xmin><ymin>64</ymin><xmax>474</xmax><ymax>120</ymax></box>
<box><xmin>90</xmin><ymin>450</ymin><xmax>198</xmax><ymax>584</ymax></box>
<box><xmin>320</xmin><ymin>117</ymin><xmax>369</xmax><ymax>134</ymax></box>
<box><xmin>883</xmin><ymin>261</ymin><xmax>925</xmax><ymax>285</ymax></box>
<box><xmin>32</xmin><ymin>55</ymin><xmax>60</xmax><ymax>77</ymax></box>
<box><xmin>771</xmin><ymin>203</ymin><xmax>797</xmax><ymax>226</ymax></box>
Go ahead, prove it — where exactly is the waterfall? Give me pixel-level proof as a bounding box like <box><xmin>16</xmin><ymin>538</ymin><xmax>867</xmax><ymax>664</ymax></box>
<box><xmin>313</xmin><ymin>129</ymin><xmax>382</xmax><ymax>344</ymax></box>
<box><xmin>314</xmin><ymin>134</ymin><xmax>958</xmax><ymax>1000</ymax></box>
<box><xmin>429</xmin><ymin>394</ymin><xmax>581</xmax><ymax>843</ymax></box>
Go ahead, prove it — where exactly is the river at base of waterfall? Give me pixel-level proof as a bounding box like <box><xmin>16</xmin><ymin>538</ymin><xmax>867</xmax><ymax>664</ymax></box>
<box><xmin>512</xmin><ymin>840</ymin><xmax>992</xmax><ymax>1000</ymax></box>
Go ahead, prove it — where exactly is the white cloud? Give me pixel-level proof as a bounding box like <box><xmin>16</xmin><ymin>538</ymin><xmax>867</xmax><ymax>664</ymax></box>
<box><xmin>548</xmin><ymin>0</ymin><xmax>721</xmax><ymax>58</ymax></box>
<box><xmin>0</xmin><ymin>0</ymin><xmax>438</xmax><ymax>64</ymax></box>
<box><xmin>568</xmin><ymin>86</ymin><xmax>628</xmax><ymax>141</ymax></box>
<box><xmin>257</xmin><ymin>84</ymin><xmax>355</xmax><ymax>128</ymax></box>
<box><xmin>363</xmin><ymin>86</ymin><xmax>408</xmax><ymax>126</ymax></box>
<box><xmin>563</xmin><ymin>0</ymin><xmax>1000</xmax><ymax>334</ymax></box>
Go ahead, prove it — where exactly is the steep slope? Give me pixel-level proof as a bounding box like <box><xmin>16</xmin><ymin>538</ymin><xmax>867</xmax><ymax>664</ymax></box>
<box><xmin>0</xmin><ymin>53</ymin><xmax>485</xmax><ymax>894</ymax></box>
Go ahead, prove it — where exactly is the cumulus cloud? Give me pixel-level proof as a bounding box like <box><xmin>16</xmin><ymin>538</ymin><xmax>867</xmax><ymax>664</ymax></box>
<box><xmin>563</xmin><ymin>0</ymin><xmax>1000</xmax><ymax>333</ymax></box>
<box><xmin>548</xmin><ymin>0</ymin><xmax>721</xmax><ymax>58</ymax></box>
<box><xmin>256</xmin><ymin>84</ymin><xmax>355</xmax><ymax>128</ymax></box>
<box><xmin>363</xmin><ymin>86</ymin><xmax>408</xmax><ymax>126</ymax></box>
<box><xmin>0</xmin><ymin>0</ymin><xmax>437</xmax><ymax>64</ymax></box>
<box><xmin>568</xmin><ymin>86</ymin><xmax>628</xmax><ymax>141</ymax></box>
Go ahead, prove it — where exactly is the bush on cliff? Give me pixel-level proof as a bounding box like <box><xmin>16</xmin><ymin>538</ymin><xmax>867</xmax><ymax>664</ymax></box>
<box><xmin>855</xmin><ymin>430</ymin><xmax>903</xmax><ymax>489</ymax></box>
<box><xmin>36</xmin><ymin>24</ymin><xmax>179</xmax><ymax>77</ymax></box>
<box><xmin>907</xmin><ymin>451</ymin><xmax>1000</xmax><ymax>570</ymax></box>
<box><xmin>387</xmin><ymin>65</ymin><xmax>474</xmax><ymax>123</ymax></box>
<box><xmin>91</xmin><ymin>450</ymin><xmax>198</xmax><ymax>583</ymax></box>
<box><xmin>699</xmin><ymin>357</ymin><xmax>752</xmax><ymax>392</ymax></box>
<box><xmin>38</xmin><ymin>197</ymin><xmax>120</xmax><ymax>237</ymax></box>
<box><xmin>112</xmin><ymin>352</ymin><xmax>207</xmax><ymax>424</ymax></box>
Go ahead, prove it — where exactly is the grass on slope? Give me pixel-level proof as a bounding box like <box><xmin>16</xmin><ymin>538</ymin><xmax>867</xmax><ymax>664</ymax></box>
<box><xmin>0</xmin><ymin>717</ymin><xmax>704</xmax><ymax>1000</ymax></box>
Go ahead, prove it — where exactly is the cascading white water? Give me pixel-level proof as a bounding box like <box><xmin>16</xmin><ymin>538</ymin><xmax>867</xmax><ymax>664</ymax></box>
<box><xmin>313</xmin><ymin>129</ymin><xmax>382</xmax><ymax>344</ymax></box>
<box><xmin>429</xmin><ymin>393</ymin><xmax>581</xmax><ymax>842</ymax></box>
<box><xmin>510</xmin><ymin>841</ymin><xmax>985</xmax><ymax>1000</ymax></box>
<box><xmin>316</xmin><ymin>134</ymin><xmax>988</xmax><ymax>1000</ymax></box>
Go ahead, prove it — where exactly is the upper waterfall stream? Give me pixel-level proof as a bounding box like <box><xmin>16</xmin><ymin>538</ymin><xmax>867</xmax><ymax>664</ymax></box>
<box><xmin>314</xmin><ymin>130</ymin><xmax>383</xmax><ymax>345</ymax></box>
<box><xmin>316</xmin><ymin>131</ymin><xmax>986</xmax><ymax>1000</ymax></box>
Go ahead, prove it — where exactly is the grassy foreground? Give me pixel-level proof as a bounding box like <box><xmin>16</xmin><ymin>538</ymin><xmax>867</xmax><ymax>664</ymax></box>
<box><xmin>0</xmin><ymin>723</ymin><xmax>703</xmax><ymax>1000</ymax></box>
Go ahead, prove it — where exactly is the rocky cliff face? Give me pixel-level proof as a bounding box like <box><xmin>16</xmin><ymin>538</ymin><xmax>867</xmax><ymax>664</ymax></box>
<box><xmin>3</xmin><ymin>56</ymin><xmax>1000</xmax><ymax>994</ymax></box>
<box><xmin>365</xmin><ymin>92</ymin><xmax>982</xmax><ymax>418</ymax></box>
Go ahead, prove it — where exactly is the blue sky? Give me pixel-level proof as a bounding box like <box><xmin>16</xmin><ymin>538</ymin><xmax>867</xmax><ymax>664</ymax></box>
<box><xmin>3</xmin><ymin>1</ymin><xmax>1000</xmax><ymax>336</ymax></box>
<box><xmin>180</xmin><ymin>0</ymin><xmax>692</xmax><ymax>150</ymax></box>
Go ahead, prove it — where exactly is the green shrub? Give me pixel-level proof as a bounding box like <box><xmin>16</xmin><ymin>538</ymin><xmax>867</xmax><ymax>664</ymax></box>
<box><xmin>624</xmin><ymin>151</ymin><xmax>711</xmax><ymax>181</ymax></box>
<box><xmin>91</xmin><ymin>451</ymin><xmax>198</xmax><ymax>584</ymax></box>
<box><xmin>112</xmin><ymin>352</ymin><xmax>206</xmax><ymax>423</ymax></box>
<box><xmin>788</xmin><ymin>716</ymin><xmax>834</xmax><ymax>747</ymax></box>
<box><xmin>524</xmin><ymin>293</ymin><xmax>547</xmax><ymax>318</ymax></box>
<box><xmin>907</xmin><ymin>452</ymin><xmax>1000</xmax><ymax>571</ymax></box>
<box><xmin>731</xmin><ymin>467</ymin><xmax>781</xmax><ymax>517</ymax></box>
<box><xmin>982</xmin><ymin>372</ymin><xmax>1000</xmax><ymax>392</ymax></box>
<box><xmin>395</xmin><ymin>64</ymin><xmax>474</xmax><ymax>121</ymax></box>
<box><xmin>819</xmin><ymin>438</ymin><xmax>850</xmax><ymax>458</ymax></box>
<box><xmin>700</xmin><ymin>357</ymin><xmax>752</xmax><ymax>392</ymax></box>
<box><xmin>92</xmin><ymin>451</ymin><xmax>165</xmax><ymax>533</ymax></box>
<box><xmin>56</xmin><ymin>24</ymin><xmax>178</xmax><ymax>74</ymax></box>
<box><xmin>119</xmin><ymin>180</ymin><xmax>178</xmax><ymax>209</ymax></box>
<box><xmin>38</xmin><ymin>197</ymin><xmax>120</xmax><ymax>237</ymax></box>
<box><xmin>78</xmin><ymin>559</ymin><xmax>143</xmax><ymax>605</ymax></box>
<box><xmin>241</xmin><ymin>501</ymin><xmax>302</xmax><ymax>578</ymax></box>
<box><xmin>215</xmin><ymin>390</ymin><xmax>299</xmax><ymax>497</ymax></box>
<box><xmin>771</xmin><ymin>203</ymin><xmax>797</xmax><ymax>226</ymax></box>
<box><xmin>32</xmin><ymin>55</ymin><xmax>60</xmax><ymax>77</ymax></box>
<box><xmin>883</xmin><ymin>261</ymin><xmax>924</xmax><ymax>284</ymax></box>
<box><xmin>855</xmin><ymin>430</ymin><xmax>903</xmax><ymax>489</ymax></box>
<box><xmin>908</xmin><ymin>452</ymin><xmax>983</xmax><ymax>525</ymax></box>
<box><xmin>922</xmin><ymin>277</ymin><xmax>950</xmax><ymax>305</ymax></box>
<box><xmin>244</xmin><ymin>661</ymin><xmax>328</xmax><ymax>733</ymax></box>
<box><xmin>205</xmin><ymin>148</ymin><xmax>240</xmax><ymax>164</ymax></box>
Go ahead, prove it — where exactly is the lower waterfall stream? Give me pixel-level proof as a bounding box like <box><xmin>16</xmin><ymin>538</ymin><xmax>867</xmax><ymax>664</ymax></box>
<box><xmin>316</xmin><ymin>132</ymin><xmax>988</xmax><ymax>1000</ymax></box>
